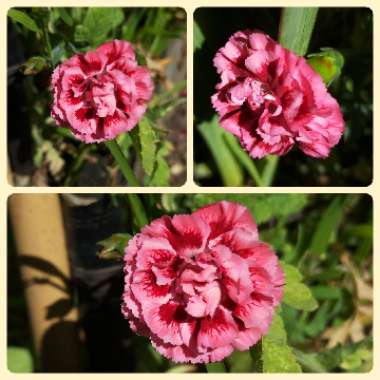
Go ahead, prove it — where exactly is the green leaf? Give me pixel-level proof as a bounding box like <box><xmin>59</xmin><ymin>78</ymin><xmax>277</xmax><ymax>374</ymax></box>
<box><xmin>74</xmin><ymin>25</ymin><xmax>88</xmax><ymax>43</ymax></box>
<box><xmin>308</xmin><ymin>48</ymin><xmax>344</xmax><ymax>86</ymax></box>
<box><xmin>205</xmin><ymin>362</ymin><xmax>226</xmax><ymax>372</ymax></box>
<box><xmin>7</xmin><ymin>347</ymin><xmax>34</xmax><ymax>373</ymax></box>
<box><xmin>197</xmin><ymin>116</ymin><xmax>243</xmax><ymax>186</ymax></box>
<box><xmin>122</xmin><ymin>8</ymin><xmax>145</xmax><ymax>41</ymax></box>
<box><xmin>311</xmin><ymin>285</ymin><xmax>343</xmax><ymax>300</ymax></box>
<box><xmin>192</xmin><ymin>194</ymin><xmax>308</xmax><ymax>225</ymax></box>
<box><xmin>82</xmin><ymin>8</ymin><xmax>124</xmax><ymax>46</ymax></box>
<box><xmin>8</xmin><ymin>9</ymin><xmax>40</xmax><ymax>33</ymax></box>
<box><xmin>295</xmin><ymin>344</ymin><xmax>347</xmax><ymax>372</ymax></box>
<box><xmin>279</xmin><ymin>8</ymin><xmax>319</xmax><ymax>55</ymax></box>
<box><xmin>166</xmin><ymin>365</ymin><xmax>195</xmax><ymax>373</ymax></box>
<box><xmin>97</xmin><ymin>233</ymin><xmax>132</xmax><ymax>261</ymax></box>
<box><xmin>227</xmin><ymin>350</ymin><xmax>254</xmax><ymax>372</ymax></box>
<box><xmin>223</xmin><ymin>132</ymin><xmax>263</xmax><ymax>186</ymax></box>
<box><xmin>341</xmin><ymin>346</ymin><xmax>373</xmax><ymax>372</ymax></box>
<box><xmin>309</xmin><ymin>196</ymin><xmax>346</xmax><ymax>256</ymax></box>
<box><xmin>148</xmin><ymin>142</ymin><xmax>171</xmax><ymax>186</ymax></box>
<box><xmin>139</xmin><ymin>117</ymin><xmax>158</xmax><ymax>176</ymax></box>
<box><xmin>250</xmin><ymin>340</ymin><xmax>263</xmax><ymax>372</ymax></box>
<box><xmin>262</xmin><ymin>312</ymin><xmax>302</xmax><ymax>372</ymax></box>
<box><xmin>193</xmin><ymin>21</ymin><xmax>205</xmax><ymax>52</ymax></box>
<box><xmin>282</xmin><ymin>262</ymin><xmax>318</xmax><ymax>311</ymax></box>
<box><xmin>22</xmin><ymin>56</ymin><xmax>47</xmax><ymax>75</ymax></box>
<box><xmin>261</xmin><ymin>155</ymin><xmax>279</xmax><ymax>186</ymax></box>
<box><xmin>51</xmin><ymin>42</ymin><xmax>66</xmax><ymax>67</ymax></box>
<box><xmin>57</xmin><ymin>8</ymin><xmax>73</xmax><ymax>26</ymax></box>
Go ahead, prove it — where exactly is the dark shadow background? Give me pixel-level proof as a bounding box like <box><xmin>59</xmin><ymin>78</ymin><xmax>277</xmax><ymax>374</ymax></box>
<box><xmin>194</xmin><ymin>8</ymin><xmax>373</xmax><ymax>186</ymax></box>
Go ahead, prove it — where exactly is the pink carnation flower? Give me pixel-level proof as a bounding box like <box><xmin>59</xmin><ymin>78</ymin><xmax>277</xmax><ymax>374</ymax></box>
<box><xmin>51</xmin><ymin>40</ymin><xmax>153</xmax><ymax>143</ymax></box>
<box><xmin>211</xmin><ymin>30</ymin><xmax>345</xmax><ymax>158</ymax></box>
<box><xmin>121</xmin><ymin>201</ymin><xmax>284</xmax><ymax>364</ymax></box>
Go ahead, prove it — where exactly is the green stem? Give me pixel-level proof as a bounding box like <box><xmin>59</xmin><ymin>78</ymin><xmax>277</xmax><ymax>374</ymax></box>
<box><xmin>206</xmin><ymin>361</ymin><xmax>227</xmax><ymax>373</ymax></box>
<box><xmin>261</xmin><ymin>155</ymin><xmax>279</xmax><ymax>186</ymax></box>
<box><xmin>224</xmin><ymin>132</ymin><xmax>264</xmax><ymax>186</ymax></box>
<box><xmin>126</xmin><ymin>194</ymin><xmax>148</xmax><ymax>229</ymax></box>
<box><xmin>105</xmin><ymin>140</ymin><xmax>140</xmax><ymax>186</ymax></box>
<box><xmin>42</xmin><ymin>23</ymin><xmax>53</xmax><ymax>63</ymax></box>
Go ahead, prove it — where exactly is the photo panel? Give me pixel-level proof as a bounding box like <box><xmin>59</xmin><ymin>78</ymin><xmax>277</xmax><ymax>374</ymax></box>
<box><xmin>7</xmin><ymin>193</ymin><xmax>373</xmax><ymax>373</ymax></box>
<box><xmin>7</xmin><ymin>7</ymin><xmax>187</xmax><ymax>187</ymax></box>
<box><xmin>193</xmin><ymin>7</ymin><xmax>373</xmax><ymax>187</ymax></box>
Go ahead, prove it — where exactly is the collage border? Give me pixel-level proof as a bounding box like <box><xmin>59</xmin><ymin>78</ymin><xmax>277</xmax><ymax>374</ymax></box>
<box><xmin>1</xmin><ymin>0</ymin><xmax>378</xmax><ymax>378</ymax></box>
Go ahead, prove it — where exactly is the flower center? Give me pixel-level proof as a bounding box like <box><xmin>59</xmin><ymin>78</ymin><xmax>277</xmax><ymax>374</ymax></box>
<box><xmin>89</xmin><ymin>74</ymin><xmax>117</xmax><ymax>117</ymax></box>
<box><xmin>174</xmin><ymin>259</ymin><xmax>222</xmax><ymax>319</ymax></box>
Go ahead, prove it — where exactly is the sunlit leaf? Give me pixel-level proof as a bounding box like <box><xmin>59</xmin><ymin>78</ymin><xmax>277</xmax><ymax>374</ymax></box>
<box><xmin>197</xmin><ymin>116</ymin><xmax>243</xmax><ymax>186</ymax></box>
<box><xmin>262</xmin><ymin>312</ymin><xmax>302</xmax><ymax>372</ymax></box>
<box><xmin>282</xmin><ymin>262</ymin><xmax>318</xmax><ymax>311</ymax></box>
<box><xmin>194</xmin><ymin>21</ymin><xmax>205</xmax><ymax>52</ymax></box>
<box><xmin>139</xmin><ymin>117</ymin><xmax>158</xmax><ymax>176</ymax></box>
<box><xmin>23</xmin><ymin>56</ymin><xmax>47</xmax><ymax>75</ymax></box>
<box><xmin>97</xmin><ymin>233</ymin><xmax>132</xmax><ymax>261</ymax></box>
<box><xmin>308</xmin><ymin>48</ymin><xmax>344</xmax><ymax>86</ymax></box>
<box><xmin>81</xmin><ymin>8</ymin><xmax>124</xmax><ymax>47</ymax></box>
<box><xmin>148</xmin><ymin>142</ymin><xmax>171</xmax><ymax>186</ymax></box>
<box><xmin>7</xmin><ymin>347</ymin><xmax>33</xmax><ymax>373</ymax></box>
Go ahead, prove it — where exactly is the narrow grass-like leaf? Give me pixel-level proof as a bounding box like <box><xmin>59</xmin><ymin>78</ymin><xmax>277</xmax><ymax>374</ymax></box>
<box><xmin>197</xmin><ymin>116</ymin><xmax>243</xmax><ymax>186</ymax></box>
<box><xmin>194</xmin><ymin>21</ymin><xmax>205</xmax><ymax>52</ymax></box>
<box><xmin>57</xmin><ymin>8</ymin><xmax>73</xmax><ymax>26</ymax></box>
<box><xmin>279</xmin><ymin>8</ymin><xmax>319</xmax><ymax>55</ymax></box>
<box><xmin>223</xmin><ymin>132</ymin><xmax>263</xmax><ymax>186</ymax></box>
<box><xmin>122</xmin><ymin>9</ymin><xmax>145</xmax><ymax>41</ymax></box>
<box><xmin>261</xmin><ymin>155</ymin><xmax>279</xmax><ymax>186</ymax></box>
<box><xmin>8</xmin><ymin>9</ymin><xmax>41</xmax><ymax>33</ymax></box>
<box><xmin>309</xmin><ymin>196</ymin><xmax>346</xmax><ymax>256</ymax></box>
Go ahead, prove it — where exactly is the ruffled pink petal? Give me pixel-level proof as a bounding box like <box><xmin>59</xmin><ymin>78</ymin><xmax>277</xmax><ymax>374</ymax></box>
<box><xmin>198</xmin><ymin>307</ymin><xmax>239</xmax><ymax>350</ymax></box>
<box><xmin>143</xmin><ymin>302</ymin><xmax>195</xmax><ymax>346</ymax></box>
<box><xmin>194</xmin><ymin>200</ymin><xmax>258</xmax><ymax>240</ymax></box>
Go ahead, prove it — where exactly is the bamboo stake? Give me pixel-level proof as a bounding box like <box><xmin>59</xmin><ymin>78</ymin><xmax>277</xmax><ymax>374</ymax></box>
<box><xmin>9</xmin><ymin>194</ymin><xmax>85</xmax><ymax>371</ymax></box>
